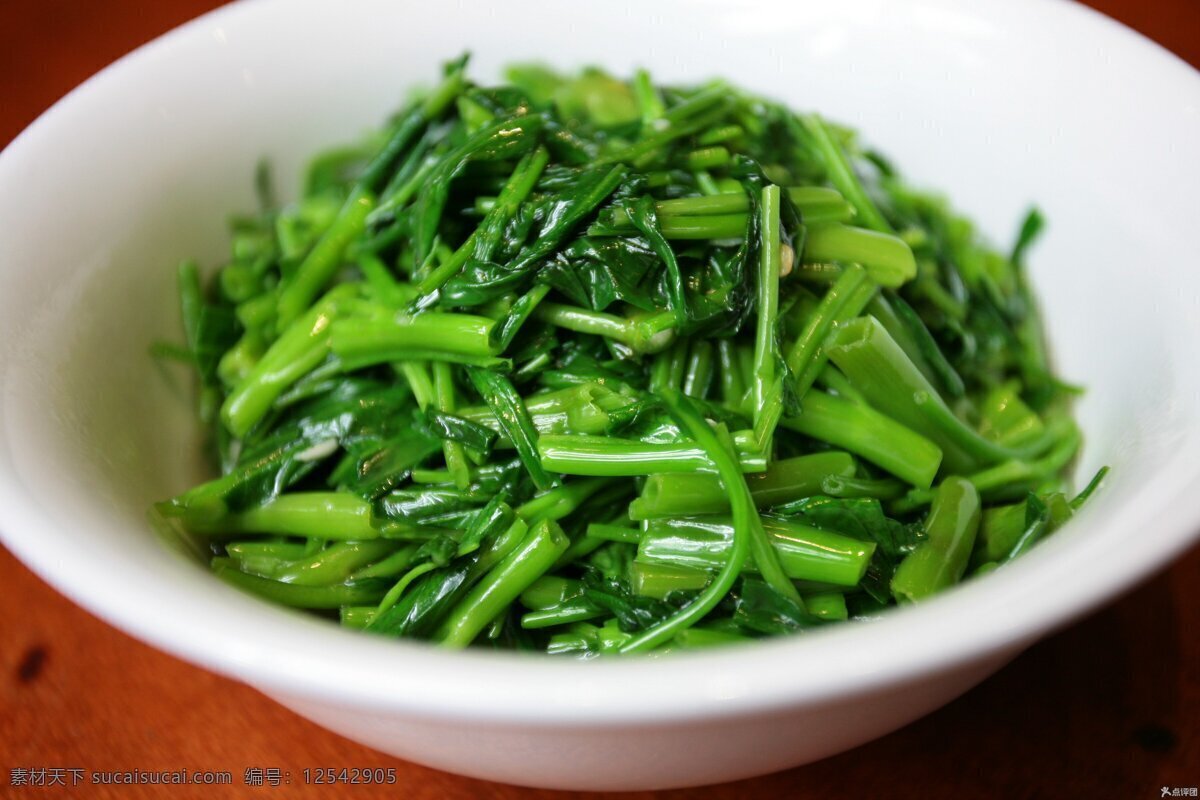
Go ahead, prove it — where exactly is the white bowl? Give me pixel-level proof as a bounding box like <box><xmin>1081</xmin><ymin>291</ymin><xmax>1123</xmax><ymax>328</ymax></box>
<box><xmin>2</xmin><ymin>0</ymin><xmax>1199</xmax><ymax>790</ymax></box>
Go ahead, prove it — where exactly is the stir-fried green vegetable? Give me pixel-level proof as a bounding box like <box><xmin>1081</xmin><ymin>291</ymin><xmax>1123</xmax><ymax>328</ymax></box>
<box><xmin>154</xmin><ymin>57</ymin><xmax>1104</xmax><ymax>656</ymax></box>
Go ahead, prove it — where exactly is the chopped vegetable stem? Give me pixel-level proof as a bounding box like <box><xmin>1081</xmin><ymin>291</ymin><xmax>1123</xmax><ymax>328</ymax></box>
<box><xmin>161</xmin><ymin>59</ymin><xmax>1097</xmax><ymax>656</ymax></box>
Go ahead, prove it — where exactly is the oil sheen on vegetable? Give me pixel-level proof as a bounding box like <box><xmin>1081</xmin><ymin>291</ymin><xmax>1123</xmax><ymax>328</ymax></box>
<box><xmin>153</xmin><ymin>57</ymin><xmax>1105</xmax><ymax>656</ymax></box>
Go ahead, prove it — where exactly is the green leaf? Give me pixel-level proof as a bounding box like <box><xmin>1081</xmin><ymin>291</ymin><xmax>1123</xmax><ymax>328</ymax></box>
<box><xmin>540</xmin><ymin>236</ymin><xmax>662</xmax><ymax>312</ymax></box>
<box><xmin>731</xmin><ymin>578</ymin><xmax>816</xmax><ymax>635</ymax></box>
<box><xmin>466</xmin><ymin>367</ymin><xmax>556</xmax><ymax>491</ymax></box>
<box><xmin>420</xmin><ymin>408</ymin><xmax>498</xmax><ymax>457</ymax></box>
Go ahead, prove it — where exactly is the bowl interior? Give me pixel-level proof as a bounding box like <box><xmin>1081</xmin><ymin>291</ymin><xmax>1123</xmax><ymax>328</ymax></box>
<box><xmin>2</xmin><ymin>0</ymin><xmax>1199</xmax><ymax>719</ymax></box>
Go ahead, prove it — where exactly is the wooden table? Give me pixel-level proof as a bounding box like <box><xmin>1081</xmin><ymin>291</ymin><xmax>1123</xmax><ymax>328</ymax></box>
<box><xmin>2</xmin><ymin>2</ymin><xmax>1198</xmax><ymax>796</ymax></box>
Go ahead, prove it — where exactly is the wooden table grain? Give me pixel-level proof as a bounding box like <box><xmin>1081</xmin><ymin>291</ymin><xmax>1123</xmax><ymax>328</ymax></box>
<box><xmin>2</xmin><ymin>2</ymin><xmax>1198</xmax><ymax>796</ymax></box>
